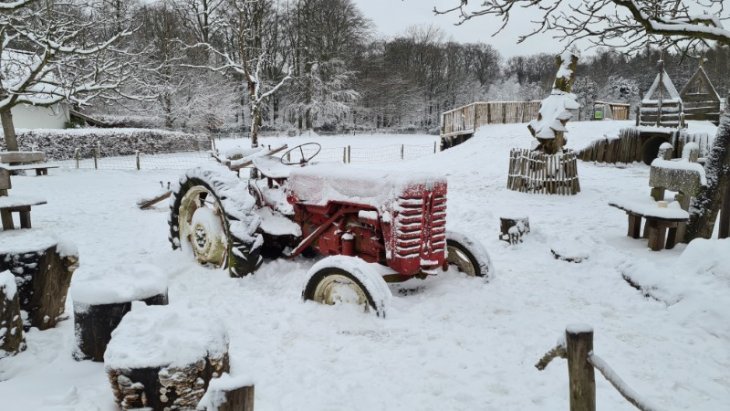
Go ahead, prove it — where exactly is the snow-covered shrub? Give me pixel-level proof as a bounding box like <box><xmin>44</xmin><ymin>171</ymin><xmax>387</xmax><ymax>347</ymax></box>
<box><xmin>2</xmin><ymin>128</ymin><xmax>209</xmax><ymax>160</ymax></box>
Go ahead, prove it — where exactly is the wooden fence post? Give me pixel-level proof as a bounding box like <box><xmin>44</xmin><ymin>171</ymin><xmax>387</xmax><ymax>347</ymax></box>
<box><xmin>342</xmin><ymin>147</ymin><xmax>346</xmax><ymax>163</ymax></box>
<box><xmin>720</xmin><ymin>183</ymin><xmax>730</xmax><ymax>239</ymax></box>
<box><xmin>566</xmin><ymin>325</ymin><xmax>596</xmax><ymax>411</ymax></box>
<box><xmin>135</xmin><ymin>151</ymin><xmax>141</xmax><ymax>170</ymax></box>
<box><xmin>93</xmin><ymin>142</ymin><xmax>100</xmax><ymax>170</ymax></box>
<box><xmin>347</xmin><ymin>145</ymin><xmax>351</xmax><ymax>163</ymax></box>
<box><xmin>74</xmin><ymin>148</ymin><xmax>80</xmax><ymax>169</ymax></box>
<box><xmin>433</xmin><ymin>141</ymin><xmax>437</xmax><ymax>153</ymax></box>
<box><xmin>400</xmin><ymin>144</ymin><xmax>404</xmax><ymax>160</ymax></box>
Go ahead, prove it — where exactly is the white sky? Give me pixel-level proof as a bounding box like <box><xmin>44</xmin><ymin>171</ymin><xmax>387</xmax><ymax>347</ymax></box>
<box><xmin>353</xmin><ymin>0</ymin><xmax>566</xmax><ymax>58</ymax></box>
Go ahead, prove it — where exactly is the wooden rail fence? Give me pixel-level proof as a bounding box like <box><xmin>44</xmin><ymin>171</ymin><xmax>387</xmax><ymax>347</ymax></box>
<box><xmin>536</xmin><ymin>326</ymin><xmax>661</xmax><ymax>411</ymax></box>
<box><xmin>441</xmin><ymin>101</ymin><xmax>542</xmax><ymax>138</ymax></box>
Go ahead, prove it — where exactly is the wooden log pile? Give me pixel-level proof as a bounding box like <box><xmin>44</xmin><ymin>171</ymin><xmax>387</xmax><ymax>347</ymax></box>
<box><xmin>507</xmin><ymin>148</ymin><xmax>580</xmax><ymax>195</ymax></box>
<box><xmin>105</xmin><ymin>305</ymin><xmax>230</xmax><ymax>410</ymax></box>
<box><xmin>0</xmin><ymin>270</ymin><xmax>24</xmax><ymax>358</ymax></box>
<box><xmin>0</xmin><ymin>231</ymin><xmax>78</xmax><ymax>330</ymax></box>
<box><xmin>499</xmin><ymin>217</ymin><xmax>530</xmax><ymax>244</ymax></box>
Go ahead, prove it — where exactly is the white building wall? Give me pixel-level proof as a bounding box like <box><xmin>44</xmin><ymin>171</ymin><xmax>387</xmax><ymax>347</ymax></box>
<box><xmin>11</xmin><ymin>103</ymin><xmax>69</xmax><ymax>129</ymax></box>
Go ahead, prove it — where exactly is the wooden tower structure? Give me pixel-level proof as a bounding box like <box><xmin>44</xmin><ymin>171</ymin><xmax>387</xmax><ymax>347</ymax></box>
<box><xmin>680</xmin><ymin>61</ymin><xmax>721</xmax><ymax>125</ymax></box>
<box><xmin>639</xmin><ymin>60</ymin><xmax>683</xmax><ymax>128</ymax></box>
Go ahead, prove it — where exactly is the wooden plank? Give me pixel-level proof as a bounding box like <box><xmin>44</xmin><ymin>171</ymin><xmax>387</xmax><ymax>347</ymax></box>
<box><xmin>0</xmin><ymin>151</ymin><xmax>45</xmax><ymax>164</ymax></box>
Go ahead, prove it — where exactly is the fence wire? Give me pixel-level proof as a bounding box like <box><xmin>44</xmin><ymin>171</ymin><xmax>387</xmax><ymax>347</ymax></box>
<box><xmin>59</xmin><ymin>143</ymin><xmax>438</xmax><ymax>171</ymax></box>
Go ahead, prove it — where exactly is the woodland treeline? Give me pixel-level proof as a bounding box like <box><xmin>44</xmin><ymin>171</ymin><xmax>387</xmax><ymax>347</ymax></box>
<box><xmin>89</xmin><ymin>0</ymin><xmax>730</xmax><ymax>134</ymax></box>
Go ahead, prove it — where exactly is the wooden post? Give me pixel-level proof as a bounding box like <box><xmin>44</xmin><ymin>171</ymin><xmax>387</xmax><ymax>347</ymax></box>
<box><xmin>433</xmin><ymin>141</ymin><xmax>437</xmax><ymax>154</ymax></box>
<box><xmin>566</xmin><ymin>325</ymin><xmax>596</xmax><ymax>411</ymax></box>
<box><xmin>93</xmin><ymin>143</ymin><xmax>100</xmax><ymax>170</ymax></box>
<box><xmin>347</xmin><ymin>145</ymin><xmax>351</xmax><ymax>164</ymax></box>
<box><xmin>135</xmin><ymin>151</ymin><xmax>141</xmax><ymax>170</ymax></box>
<box><xmin>342</xmin><ymin>147</ymin><xmax>346</xmax><ymax>163</ymax></box>
<box><xmin>400</xmin><ymin>144</ymin><xmax>404</xmax><ymax>160</ymax></box>
<box><xmin>75</xmin><ymin>148</ymin><xmax>80</xmax><ymax>169</ymax></box>
<box><xmin>720</xmin><ymin>183</ymin><xmax>730</xmax><ymax>239</ymax></box>
<box><xmin>199</xmin><ymin>384</ymin><xmax>255</xmax><ymax>411</ymax></box>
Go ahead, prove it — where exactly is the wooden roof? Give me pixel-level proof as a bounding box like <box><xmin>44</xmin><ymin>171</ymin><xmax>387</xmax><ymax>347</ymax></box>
<box><xmin>680</xmin><ymin>66</ymin><xmax>720</xmax><ymax>103</ymax></box>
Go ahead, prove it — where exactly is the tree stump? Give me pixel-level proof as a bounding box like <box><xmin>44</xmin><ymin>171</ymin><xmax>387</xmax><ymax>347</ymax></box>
<box><xmin>72</xmin><ymin>264</ymin><xmax>169</xmax><ymax>362</ymax></box>
<box><xmin>0</xmin><ymin>230</ymin><xmax>78</xmax><ymax>330</ymax></box>
<box><xmin>198</xmin><ymin>376</ymin><xmax>255</xmax><ymax>411</ymax></box>
<box><xmin>499</xmin><ymin>217</ymin><xmax>530</xmax><ymax>244</ymax></box>
<box><xmin>105</xmin><ymin>305</ymin><xmax>230</xmax><ymax>410</ymax></box>
<box><xmin>0</xmin><ymin>270</ymin><xmax>25</xmax><ymax>358</ymax></box>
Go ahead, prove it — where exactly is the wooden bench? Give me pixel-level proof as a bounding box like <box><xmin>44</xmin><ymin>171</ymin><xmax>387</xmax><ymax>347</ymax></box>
<box><xmin>0</xmin><ymin>151</ymin><xmax>57</xmax><ymax>176</ymax></box>
<box><xmin>0</xmin><ymin>195</ymin><xmax>47</xmax><ymax>230</ymax></box>
<box><xmin>0</xmin><ymin>163</ymin><xmax>60</xmax><ymax>176</ymax></box>
<box><xmin>609</xmin><ymin>198</ymin><xmax>689</xmax><ymax>251</ymax></box>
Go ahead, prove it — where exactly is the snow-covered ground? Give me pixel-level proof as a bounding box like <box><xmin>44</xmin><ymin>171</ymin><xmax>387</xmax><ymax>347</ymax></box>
<box><xmin>1</xmin><ymin>121</ymin><xmax>728</xmax><ymax>410</ymax></box>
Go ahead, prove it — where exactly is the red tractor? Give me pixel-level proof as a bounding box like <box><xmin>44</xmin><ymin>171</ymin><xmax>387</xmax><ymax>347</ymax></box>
<box><xmin>169</xmin><ymin>143</ymin><xmax>492</xmax><ymax>316</ymax></box>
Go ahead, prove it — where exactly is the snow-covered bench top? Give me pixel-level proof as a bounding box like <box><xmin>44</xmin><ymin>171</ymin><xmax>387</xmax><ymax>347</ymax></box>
<box><xmin>71</xmin><ymin>264</ymin><xmax>168</xmax><ymax>306</ymax></box>
<box><xmin>0</xmin><ymin>163</ymin><xmax>59</xmax><ymax>171</ymax></box>
<box><xmin>609</xmin><ymin>196</ymin><xmax>689</xmax><ymax>221</ymax></box>
<box><xmin>0</xmin><ymin>195</ymin><xmax>47</xmax><ymax>209</ymax></box>
<box><xmin>286</xmin><ymin>164</ymin><xmax>446</xmax><ymax>207</ymax></box>
<box><xmin>104</xmin><ymin>305</ymin><xmax>228</xmax><ymax>369</ymax></box>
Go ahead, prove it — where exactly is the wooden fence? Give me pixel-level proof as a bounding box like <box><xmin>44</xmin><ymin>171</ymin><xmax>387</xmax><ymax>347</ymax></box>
<box><xmin>441</xmin><ymin>101</ymin><xmax>542</xmax><ymax>137</ymax></box>
<box><xmin>536</xmin><ymin>326</ymin><xmax>660</xmax><ymax>411</ymax></box>
<box><xmin>578</xmin><ymin>127</ymin><xmax>713</xmax><ymax>165</ymax></box>
<box><xmin>507</xmin><ymin>148</ymin><xmax>580</xmax><ymax>195</ymax></box>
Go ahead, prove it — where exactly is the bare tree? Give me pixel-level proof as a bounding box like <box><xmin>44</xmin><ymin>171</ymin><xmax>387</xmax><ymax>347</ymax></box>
<box><xmin>186</xmin><ymin>0</ymin><xmax>290</xmax><ymax>148</ymax></box>
<box><xmin>0</xmin><ymin>0</ymin><xmax>133</xmax><ymax>150</ymax></box>
<box><xmin>435</xmin><ymin>0</ymin><xmax>730</xmax><ymax>240</ymax></box>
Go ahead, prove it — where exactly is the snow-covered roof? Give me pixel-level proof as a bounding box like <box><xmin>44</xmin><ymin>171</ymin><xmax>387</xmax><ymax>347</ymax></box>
<box><xmin>642</xmin><ymin>70</ymin><xmax>681</xmax><ymax>104</ymax></box>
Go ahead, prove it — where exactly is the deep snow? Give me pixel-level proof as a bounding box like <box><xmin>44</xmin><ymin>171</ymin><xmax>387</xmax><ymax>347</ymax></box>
<box><xmin>0</xmin><ymin>122</ymin><xmax>728</xmax><ymax>410</ymax></box>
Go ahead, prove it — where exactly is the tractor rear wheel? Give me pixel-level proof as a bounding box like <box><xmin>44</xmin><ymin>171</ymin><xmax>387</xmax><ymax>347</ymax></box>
<box><xmin>302</xmin><ymin>256</ymin><xmax>391</xmax><ymax>317</ymax></box>
<box><xmin>445</xmin><ymin>231</ymin><xmax>494</xmax><ymax>280</ymax></box>
<box><xmin>169</xmin><ymin>166</ymin><xmax>263</xmax><ymax>277</ymax></box>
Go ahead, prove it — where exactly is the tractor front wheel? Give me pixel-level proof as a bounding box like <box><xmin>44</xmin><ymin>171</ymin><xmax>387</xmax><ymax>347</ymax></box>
<box><xmin>302</xmin><ymin>256</ymin><xmax>392</xmax><ymax>317</ymax></box>
<box><xmin>169</xmin><ymin>166</ymin><xmax>263</xmax><ymax>277</ymax></box>
<box><xmin>445</xmin><ymin>231</ymin><xmax>494</xmax><ymax>280</ymax></box>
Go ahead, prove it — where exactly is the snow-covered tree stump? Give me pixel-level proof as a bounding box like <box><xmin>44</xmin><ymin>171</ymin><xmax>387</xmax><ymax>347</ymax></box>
<box><xmin>499</xmin><ymin>216</ymin><xmax>530</xmax><ymax>244</ymax></box>
<box><xmin>0</xmin><ymin>230</ymin><xmax>78</xmax><ymax>330</ymax></box>
<box><xmin>0</xmin><ymin>271</ymin><xmax>24</xmax><ymax>358</ymax></box>
<box><xmin>198</xmin><ymin>375</ymin><xmax>255</xmax><ymax>411</ymax></box>
<box><xmin>105</xmin><ymin>305</ymin><xmax>230</xmax><ymax>410</ymax></box>
<box><xmin>71</xmin><ymin>265</ymin><xmax>169</xmax><ymax>362</ymax></box>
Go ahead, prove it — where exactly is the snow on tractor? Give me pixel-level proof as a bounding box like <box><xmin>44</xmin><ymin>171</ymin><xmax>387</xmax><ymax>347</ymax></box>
<box><xmin>168</xmin><ymin>143</ymin><xmax>492</xmax><ymax>316</ymax></box>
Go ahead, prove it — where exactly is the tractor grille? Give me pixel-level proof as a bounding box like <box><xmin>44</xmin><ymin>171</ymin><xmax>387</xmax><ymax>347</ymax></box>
<box><xmin>394</xmin><ymin>191</ymin><xmax>446</xmax><ymax>260</ymax></box>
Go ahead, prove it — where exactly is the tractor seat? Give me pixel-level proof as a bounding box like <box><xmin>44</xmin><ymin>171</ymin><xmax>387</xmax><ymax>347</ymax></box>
<box><xmin>252</xmin><ymin>156</ymin><xmax>295</xmax><ymax>180</ymax></box>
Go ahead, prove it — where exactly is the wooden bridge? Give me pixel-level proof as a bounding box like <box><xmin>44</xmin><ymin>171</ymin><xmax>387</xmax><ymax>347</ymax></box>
<box><xmin>440</xmin><ymin>101</ymin><xmax>542</xmax><ymax>142</ymax></box>
<box><xmin>440</xmin><ymin>101</ymin><xmax>543</xmax><ymax>149</ymax></box>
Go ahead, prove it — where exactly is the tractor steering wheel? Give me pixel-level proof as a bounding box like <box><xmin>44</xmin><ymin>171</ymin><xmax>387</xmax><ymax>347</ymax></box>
<box><xmin>280</xmin><ymin>142</ymin><xmax>322</xmax><ymax>166</ymax></box>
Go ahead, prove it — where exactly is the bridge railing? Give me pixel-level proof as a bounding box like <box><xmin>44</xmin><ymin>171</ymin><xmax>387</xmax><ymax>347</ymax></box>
<box><xmin>440</xmin><ymin>100</ymin><xmax>542</xmax><ymax>137</ymax></box>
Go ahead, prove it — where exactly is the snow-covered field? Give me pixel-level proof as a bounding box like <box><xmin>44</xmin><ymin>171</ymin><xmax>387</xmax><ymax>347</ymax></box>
<box><xmin>1</xmin><ymin>121</ymin><xmax>728</xmax><ymax>410</ymax></box>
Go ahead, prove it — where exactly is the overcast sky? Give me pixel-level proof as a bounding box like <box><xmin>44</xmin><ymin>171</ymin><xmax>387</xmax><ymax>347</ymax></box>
<box><xmin>352</xmin><ymin>0</ymin><xmax>566</xmax><ymax>58</ymax></box>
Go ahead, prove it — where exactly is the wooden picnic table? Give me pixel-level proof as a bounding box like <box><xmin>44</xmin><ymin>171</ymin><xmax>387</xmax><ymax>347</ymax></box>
<box><xmin>609</xmin><ymin>197</ymin><xmax>689</xmax><ymax>251</ymax></box>
<box><xmin>0</xmin><ymin>195</ymin><xmax>47</xmax><ymax>230</ymax></box>
<box><xmin>0</xmin><ymin>163</ymin><xmax>60</xmax><ymax>176</ymax></box>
